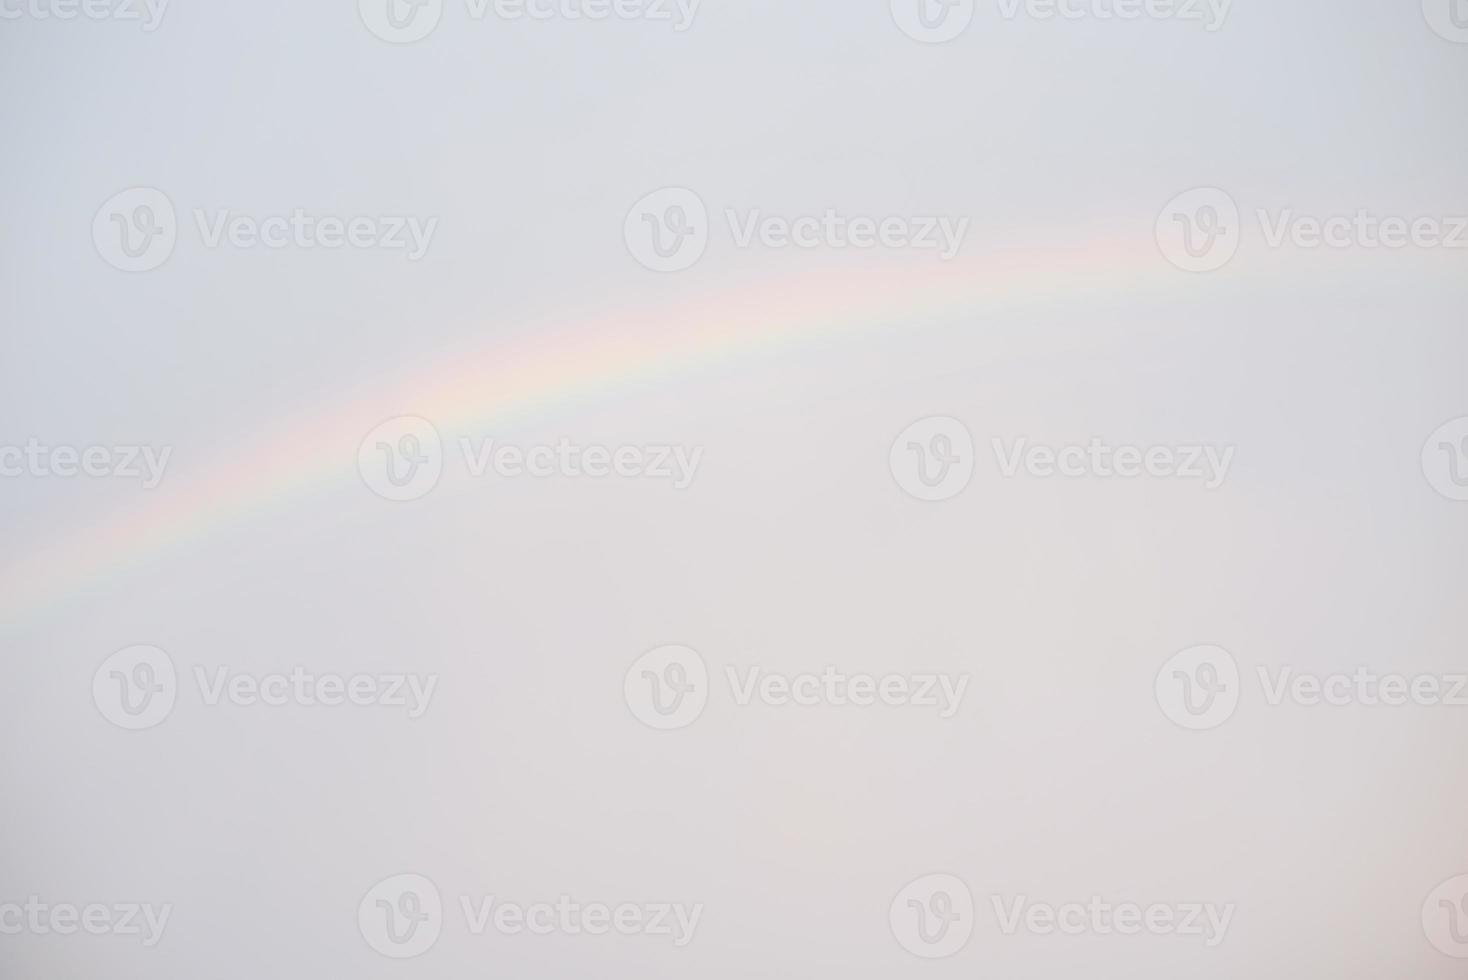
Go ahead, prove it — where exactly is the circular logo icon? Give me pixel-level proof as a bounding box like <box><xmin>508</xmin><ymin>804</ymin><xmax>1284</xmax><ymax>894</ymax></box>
<box><xmin>359</xmin><ymin>873</ymin><xmax>442</xmax><ymax>958</ymax></box>
<box><xmin>624</xmin><ymin>645</ymin><xmax>709</xmax><ymax>731</ymax></box>
<box><xmin>889</xmin><ymin>873</ymin><xmax>974</xmax><ymax>958</ymax></box>
<box><xmin>93</xmin><ymin>187</ymin><xmax>177</xmax><ymax>273</ymax></box>
<box><xmin>93</xmin><ymin>645</ymin><xmax>177</xmax><ymax>730</ymax></box>
<box><xmin>890</xmin><ymin>416</ymin><xmax>974</xmax><ymax>502</ymax></box>
<box><xmin>1422</xmin><ymin>416</ymin><xmax>1468</xmax><ymax>501</ymax></box>
<box><xmin>1424</xmin><ymin>874</ymin><xmax>1468</xmax><ymax>957</ymax></box>
<box><xmin>1155</xmin><ymin>644</ymin><xmax>1240</xmax><ymax>731</ymax></box>
<box><xmin>1155</xmin><ymin>187</ymin><xmax>1241</xmax><ymax>273</ymax></box>
<box><xmin>359</xmin><ymin>0</ymin><xmax>443</xmax><ymax>43</ymax></box>
<box><xmin>891</xmin><ymin>0</ymin><xmax>975</xmax><ymax>43</ymax></box>
<box><xmin>624</xmin><ymin>188</ymin><xmax>708</xmax><ymax>273</ymax></box>
<box><xmin>1423</xmin><ymin>0</ymin><xmax>1468</xmax><ymax>42</ymax></box>
<box><xmin>358</xmin><ymin>416</ymin><xmax>444</xmax><ymax>502</ymax></box>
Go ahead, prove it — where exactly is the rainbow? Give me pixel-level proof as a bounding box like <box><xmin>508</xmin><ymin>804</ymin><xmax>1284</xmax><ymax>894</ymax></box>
<box><xmin>0</xmin><ymin>238</ymin><xmax>1200</xmax><ymax>623</ymax></box>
